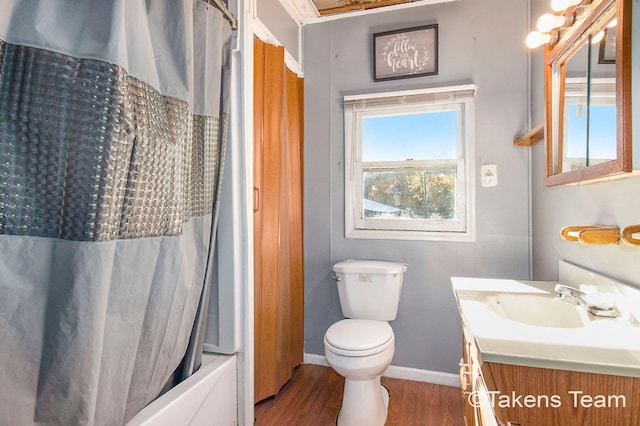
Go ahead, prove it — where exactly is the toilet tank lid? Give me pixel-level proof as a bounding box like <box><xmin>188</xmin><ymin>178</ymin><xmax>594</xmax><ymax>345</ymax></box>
<box><xmin>333</xmin><ymin>260</ymin><xmax>408</xmax><ymax>274</ymax></box>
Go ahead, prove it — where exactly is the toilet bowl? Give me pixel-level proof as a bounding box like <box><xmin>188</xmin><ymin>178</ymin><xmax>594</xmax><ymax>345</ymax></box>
<box><xmin>324</xmin><ymin>319</ymin><xmax>395</xmax><ymax>426</ymax></box>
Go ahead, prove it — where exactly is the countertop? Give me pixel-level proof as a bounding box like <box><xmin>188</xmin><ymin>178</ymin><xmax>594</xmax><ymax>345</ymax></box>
<box><xmin>452</xmin><ymin>276</ymin><xmax>640</xmax><ymax>378</ymax></box>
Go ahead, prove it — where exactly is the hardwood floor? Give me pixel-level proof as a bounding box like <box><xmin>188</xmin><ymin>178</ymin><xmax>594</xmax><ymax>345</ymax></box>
<box><xmin>254</xmin><ymin>364</ymin><xmax>465</xmax><ymax>425</ymax></box>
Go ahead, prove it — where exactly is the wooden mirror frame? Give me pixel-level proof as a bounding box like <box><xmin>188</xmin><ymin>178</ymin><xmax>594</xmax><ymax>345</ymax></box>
<box><xmin>544</xmin><ymin>0</ymin><xmax>632</xmax><ymax>186</ymax></box>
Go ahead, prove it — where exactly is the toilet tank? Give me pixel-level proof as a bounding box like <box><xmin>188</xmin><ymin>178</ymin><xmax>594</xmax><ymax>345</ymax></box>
<box><xmin>332</xmin><ymin>260</ymin><xmax>407</xmax><ymax>321</ymax></box>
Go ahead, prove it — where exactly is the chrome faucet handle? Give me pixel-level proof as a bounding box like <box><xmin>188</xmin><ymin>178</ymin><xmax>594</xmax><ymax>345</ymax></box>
<box><xmin>554</xmin><ymin>283</ymin><xmax>619</xmax><ymax>318</ymax></box>
<box><xmin>554</xmin><ymin>284</ymin><xmax>586</xmax><ymax>299</ymax></box>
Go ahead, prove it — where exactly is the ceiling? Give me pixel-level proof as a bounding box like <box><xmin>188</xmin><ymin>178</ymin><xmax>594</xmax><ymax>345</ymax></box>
<box><xmin>282</xmin><ymin>0</ymin><xmax>453</xmax><ymax>24</ymax></box>
<box><xmin>311</xmin><ymin>0</ymin><xmax>415</xmax><ymax>16</ymax></box>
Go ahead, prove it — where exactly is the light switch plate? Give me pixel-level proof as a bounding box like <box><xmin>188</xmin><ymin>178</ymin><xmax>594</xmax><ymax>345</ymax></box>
<box><xmin>481</xmin><ymin>164</ymin><xmax>498</xmax><ymax>187</ymax></box>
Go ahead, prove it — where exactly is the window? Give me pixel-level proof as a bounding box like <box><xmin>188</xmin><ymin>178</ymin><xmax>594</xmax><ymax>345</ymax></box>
<box><xmin>344</xmin><ymin>85</ymin><xmax>476</xmax><ymax>241</ymax></box>
<box><xmin>562</xmin><ymin>78</ymin><xmax>616</xmax><ymax>172</ymax></box>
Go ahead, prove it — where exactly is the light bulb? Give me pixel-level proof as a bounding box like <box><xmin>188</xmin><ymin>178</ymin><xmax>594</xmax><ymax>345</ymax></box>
<box><xmin>537</xmin><ymin>13</ymin><xmax>566</xmax><ymax>32</ymax></box>
<box><xmin>591</xmin><ymin>30</ymin><xmax>605</xmax><ymax>44</ymax></box>
<box><xmin>526</xmin><ymin>31</ymin><xmax>552</xmax><ymax>48</ymax></box>
<box><xmin>551</xmin><ymin>0</ymin><xmax>582</xmax><ymax>12</ymax></box>
<box><xmin>607</xmin><ymin>17</ymin><xmax>617</xmax><ymax>28</ymax></box>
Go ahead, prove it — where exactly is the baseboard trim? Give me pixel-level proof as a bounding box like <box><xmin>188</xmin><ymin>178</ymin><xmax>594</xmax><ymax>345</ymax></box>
<box><xmin>303</xmin><ymin>353</ymin><xmax>329</xmax><ymax>367</ymax></box>
<box><xmin>303</xmin><ymin>353</ymin><xmax>459</xmax><ymax>388</ymax></box>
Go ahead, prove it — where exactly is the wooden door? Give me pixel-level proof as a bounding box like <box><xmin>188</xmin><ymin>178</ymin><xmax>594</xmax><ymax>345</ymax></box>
<box><xmin>253</xmin><ymin>37</ymin><xmax>304</xmax><ymax>403</ymax></box>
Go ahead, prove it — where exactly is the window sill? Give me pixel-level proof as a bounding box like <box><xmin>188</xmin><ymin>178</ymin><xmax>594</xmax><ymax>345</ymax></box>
<box><xmin>345</xmin><ymin>228</ymin><xmax>476</xmax><ymax>242</ymax></box>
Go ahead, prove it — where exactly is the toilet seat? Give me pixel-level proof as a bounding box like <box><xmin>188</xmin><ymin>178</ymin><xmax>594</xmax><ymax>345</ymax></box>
<box><xmin>325</xmin><ymin>319</ymin><xmax>394</xmax><ymax>357</ymax></box>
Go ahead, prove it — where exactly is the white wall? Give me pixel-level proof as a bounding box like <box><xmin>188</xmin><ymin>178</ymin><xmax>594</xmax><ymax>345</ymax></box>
<box><xmin>256</xmin><ymin>0</ymin><xmax>300</xmax><ymax>62</ymax></box>
<box><xmin>303</xmin><ymin>0</ymin><xmax>531</xmax><ymax>375</ymax></box>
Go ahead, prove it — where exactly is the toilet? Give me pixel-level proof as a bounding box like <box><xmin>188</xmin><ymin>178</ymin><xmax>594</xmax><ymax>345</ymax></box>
<box><xmin>324</xmin><ymin>260</ymin><xmax>407</xmax><ymax>426</ymax></box>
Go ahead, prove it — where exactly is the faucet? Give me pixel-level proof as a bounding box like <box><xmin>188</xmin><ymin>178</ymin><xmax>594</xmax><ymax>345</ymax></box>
<box><xmin>554</xmin><ymin>284</ymin><xmax>619</xmax><ymax>318</ymax></box>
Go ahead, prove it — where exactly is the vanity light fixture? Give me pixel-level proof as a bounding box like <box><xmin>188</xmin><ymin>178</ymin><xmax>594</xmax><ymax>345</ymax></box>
<box><xmin>551</xmin><ymin>0</ymin><xmax>583</xmax><ymax>12</ymax></box>
<box><xmin>536</xmin><ymin>13</ymin><xmax>567</xmax><ymax>32</ymax></box>
<box><xmin>526</xmin><ymin>0</ymin><xmax>588</xmax><ymax>48</ymax></box>
<box><xmin>526</xmin><ymin>30</ymin><xmax>559</xmax><ymax>48</ymax></box>
<box><xmin>591</xmin><ymin>30</ymin><xmax>606</xmax><ymax>43</ymax></box>
<box><xmin>591</xmin><ymin>17</ymin><xmax>616</xmax><ymax>44</ymax></box>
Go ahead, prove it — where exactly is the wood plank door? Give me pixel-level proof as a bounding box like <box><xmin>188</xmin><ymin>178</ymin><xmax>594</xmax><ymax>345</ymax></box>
<box><xmin>253</xmin><ymin>37</ymin><xmax>304</xmax><ymax>403</ymax></box>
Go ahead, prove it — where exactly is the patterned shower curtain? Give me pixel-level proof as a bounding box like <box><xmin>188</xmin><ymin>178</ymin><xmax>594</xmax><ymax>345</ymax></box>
<box><xmin>0</xmin><ymin>1</ymin><xmax>232</xmax><ymax>424</ymax></box>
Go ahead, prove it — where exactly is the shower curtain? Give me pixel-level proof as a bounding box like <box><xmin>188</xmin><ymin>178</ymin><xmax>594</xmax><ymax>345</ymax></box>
<box><xmin>0</xmin><ymin>1</ymin><xmax>232</xmax><ymax>424</ymax></box>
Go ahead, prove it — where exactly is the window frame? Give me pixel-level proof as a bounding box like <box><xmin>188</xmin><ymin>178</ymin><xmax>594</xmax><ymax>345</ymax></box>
<box><xmin>562</xmin><ymin>77</ymin><xmax>617</xmax><ymax>171</ymax></box>
<box><xmin>344</xmin><ymin>85</ymin><xmax>476</xmax><ymax>241</ymax></box>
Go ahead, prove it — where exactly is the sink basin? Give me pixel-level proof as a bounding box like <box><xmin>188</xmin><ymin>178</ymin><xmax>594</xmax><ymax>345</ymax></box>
<box><xmin>452</xmin><ymin>271</ymin><xmax>640</xmax><ymax>378</ymax></box>
<box><xmin>484</xmin><ymin>293</ymin><xmax>589</xmax><ymax>328</ymax></box>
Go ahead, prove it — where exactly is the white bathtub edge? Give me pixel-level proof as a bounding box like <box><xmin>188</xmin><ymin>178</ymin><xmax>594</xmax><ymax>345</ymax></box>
<box><xmin>126</xmin><ymin>354</ymin><xmax>237</xmax><ymax>426</ymax></box>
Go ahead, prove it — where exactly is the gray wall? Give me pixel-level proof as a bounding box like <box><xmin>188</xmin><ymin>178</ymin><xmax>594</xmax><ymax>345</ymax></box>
<box><xmin>530</xmin><ymin>0</ymin><xmax>640</xmax><ymax>287</ymax></box>
<box><xmin>303</xmin><ymin>0</ymin><xmax>531</xmax><ymax>375</ymax></box>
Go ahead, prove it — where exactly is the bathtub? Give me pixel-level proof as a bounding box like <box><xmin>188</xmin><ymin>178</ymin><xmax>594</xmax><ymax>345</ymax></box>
<box><xmin>127</xmin><ymin>353</ymin><xmax>237</xmax><ymax>426</ymax></box>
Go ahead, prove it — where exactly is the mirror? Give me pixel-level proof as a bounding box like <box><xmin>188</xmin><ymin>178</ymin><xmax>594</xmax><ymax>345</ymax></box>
<box><xmin>545</xmin><ymin>0</ymin><xmax>631</xmax><ymax>186</ymax></box>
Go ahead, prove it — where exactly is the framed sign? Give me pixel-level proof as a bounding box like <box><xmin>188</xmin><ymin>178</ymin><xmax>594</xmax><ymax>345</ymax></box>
<box><xmin>598</xmin><ymin>27</ymin><xmax>616</xmax><ymax>64</ymax></box>
<box><xmin>373</xmin><ymin>24</ymin><xmax>438</xmax><ymax>82</ymax></box>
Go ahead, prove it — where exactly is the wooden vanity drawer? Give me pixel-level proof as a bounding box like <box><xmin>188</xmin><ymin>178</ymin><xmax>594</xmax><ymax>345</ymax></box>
<box><xmin>486</xmin><ymin>362</ymin><xmax>640</xmax><ymax>426</ymax></box>
<box><xmin>461</xmin><ymin>333</ymin><xmax>502</xmax><ymax>426</ymax></box>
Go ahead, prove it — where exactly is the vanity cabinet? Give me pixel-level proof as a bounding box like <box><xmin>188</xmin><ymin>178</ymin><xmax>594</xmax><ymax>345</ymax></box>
<box><xmin>460</xmin><ymin>334</ymin><xmax>640</xmax><ymax>426</ymax></box>
<box><xmin>460</xmin><ymin>333</ymin><xmax>502</xmax><ymax>426</ymax></box>
<box><xmin>453</xmin><ymin>267</ymin><xmax>640</xmax><ymax>425</ymax></box>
